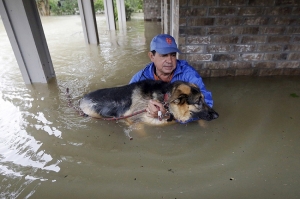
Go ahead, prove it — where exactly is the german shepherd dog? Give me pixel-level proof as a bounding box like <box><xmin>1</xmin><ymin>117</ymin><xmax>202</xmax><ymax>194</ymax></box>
<box><xmin>79</xmin><ymin>80</ymin><xmax>219</xmax><ymax>125</ymax></box>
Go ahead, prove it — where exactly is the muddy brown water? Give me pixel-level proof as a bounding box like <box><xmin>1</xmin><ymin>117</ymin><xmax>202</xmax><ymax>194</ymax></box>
<box><xmin>0</xmin><ymin>13</ymin><xmax>300</xmax><ymax>199</ymax></box>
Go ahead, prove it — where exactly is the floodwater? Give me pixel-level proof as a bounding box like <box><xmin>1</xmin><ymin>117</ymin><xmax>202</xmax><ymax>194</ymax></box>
<box><xmin>1</xmin><ymin>13</ymin><xmax>300</xmax><ymax>199</ymax></box>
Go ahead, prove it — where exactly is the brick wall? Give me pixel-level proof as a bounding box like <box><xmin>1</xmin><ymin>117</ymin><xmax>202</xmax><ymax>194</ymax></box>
<box><xmin>178</xmin><ymin>0</ymin><xmax>300</xmax><ymax>77</ymax></box>
<box><xmin>143</xmin><ymin>0</ymin><xmax>161</xmax><ymax>21</ymax></box>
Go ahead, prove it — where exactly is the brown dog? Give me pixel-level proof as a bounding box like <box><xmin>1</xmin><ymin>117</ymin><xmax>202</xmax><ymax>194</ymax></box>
<box><xmin>79</xmin><ymin>80</ymin><xmax>218</xmax><ymax>125</ymax></box>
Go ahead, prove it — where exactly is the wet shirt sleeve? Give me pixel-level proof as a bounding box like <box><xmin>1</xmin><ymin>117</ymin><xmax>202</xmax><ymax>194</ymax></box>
<box><xmin>129</xmin><ymin>64</ymin><xmax>153</xmax><ymax>84</ymax></box>
<box><xmin>129</xmin><ymin>71</ymin><xmax>143</xmax><ymax>84</ymax></box>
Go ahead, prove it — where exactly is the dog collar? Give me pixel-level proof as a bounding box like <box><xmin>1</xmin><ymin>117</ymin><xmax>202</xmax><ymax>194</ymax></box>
<box><xmin>176</xmin><ymin>118</ymin><xmax>199</xmax><ymax>124</ymax></box>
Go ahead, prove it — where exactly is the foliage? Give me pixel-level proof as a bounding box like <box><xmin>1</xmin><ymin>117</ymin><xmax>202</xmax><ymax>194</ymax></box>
<box><xmin>125</xmin><ymin>2</ymin><xmax>134</xmax><ymax>20</ymax></box>
<box><xmin>44</xmin><ymin>0</ymin><xmax>142</xmax><ymax>20</ymax></box>
<box><xmin>36</xmin><ymin>0</ymin><xmax>50</xmax><ymax>15</ymax></box>
<box><xmin>126</xmin><ymin>0</ymin><xmax>143</xmax><ymax>11</ymax></box>
<box><xmin>113</xmin><ymin>0</ymin><xmax>135</xmax><ymax>21</ymax></box>
<box><xmin>94</xmin><ymin>0</ymin><xmax>104</xmax><ymax>12</ymax></box>
<box><xmin>49</xmin><ymin>0</ymin><xmax>78</xmax><ymax>15</ymax></box>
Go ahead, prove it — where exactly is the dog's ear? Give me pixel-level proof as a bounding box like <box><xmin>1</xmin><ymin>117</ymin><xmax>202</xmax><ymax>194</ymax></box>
<box><xmin>189</xmin><ymin>83</ymin><xmax>199</xmax><ymax>89</ymax></box>
<box><xmin>168</xmin><ymin>83</ymin><xmax>191</xmax><ymax>103</ymax></box>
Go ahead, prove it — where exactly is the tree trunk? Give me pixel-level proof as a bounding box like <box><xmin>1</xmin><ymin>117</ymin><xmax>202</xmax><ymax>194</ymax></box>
<box><xmin>37</xmin><ymin>0</ymin><xmax>50</xmax><ymax>16</ymax></box>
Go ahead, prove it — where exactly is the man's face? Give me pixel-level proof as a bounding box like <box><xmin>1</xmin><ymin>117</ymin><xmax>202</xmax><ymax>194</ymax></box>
<box><xmin>149</xmin><ymin>52</ymin><xmax>177</xmax><ymax>75</ymax></box>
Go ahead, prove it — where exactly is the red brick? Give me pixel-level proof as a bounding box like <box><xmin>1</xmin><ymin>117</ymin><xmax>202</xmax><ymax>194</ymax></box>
<box><xmin>260</xmin><ymin>27</ymin><xmax>285</xmax><ymax>34</ymax></box>
<box><xmin>257</xmin><ymin>44</ymin><xmax>283</xmax><ymax>52</ymax></box>
<box><xmin>282</xmin><ymin>68</ymin><xmax>300</xmax><ymax>75</ymax></box>
<box><xmin>241</xmin><ymin>53</ymin><xmax>264</xmax><ymax>61</ymax></box>
<box><xmin>266</xmin><ymin>7</ymin><xmax>293</xmax><ymax>15</ymax></box>
<box><xmin>181</xmin><ymin>45</ymin><xmax>205</xmax><ymax>53</ymax></box>
<box><xmin>178</xmin><ymin>53</ymin><xmax>187</xmax><ymax>60</ymax></box>
<box><xmin>209</xmin><ymin>8</ymin><xmax>236</xmax><ymax>16</ymax></box>
<box><xmin>189</xmin><ymin>61</ymin><xmax>204</xmax><ymax>70</ymax></box>
<box><xmin>179</xmin><ymin>27</ymin><xmax>186</xmax><ymax>35</ymax></box>
<box><xmin>204</xmin><ymin>62</ymin><xmax>229</xmax><ymax>69</ymax></box>
<box><xmin>210</xmin><ymin>69</ymin><xmax>235</xmax><ymax>77</ymax></box>
<box><xmin>294</xmin><ymin>36</ymin><xmax>300</xmax><ymax>42</ymax></box>
<box><xmin>179</xmin><ymin>0</ymin><xmax>188</xmax><ymax>7</ymax></box>
<box><xmin>213</xmin><ymin>54</ymin><xmax>239</xmax><ymax>61</ymax></box>
<box><xmin>198</xmin><ymin>69</ymin><xmax>211</xmax><ymax>77</ymax></box>
<box><xmin>286</xmin><ymin>27</ymin><xmax>300</xmax><ymax>34</ymax></box>
<box><xmin>268</xmin><ymin>36</ymin><xmax>291</xmax><ymax>43</ymax></box>
<box><xmin>249</xmin><ymin>0</ymin><xmax>275</xmax><ymax>6</ymax></box>
<box><xmin>259</xmin><ymin>69</ymin><xmax>283</xmax><ymax>76</ymax></box>
<box><xmin>292</xmin><ymin>7</ymin><xmax>300</xmax><ymax>15</ymax></box>
<box><xmin>275</xmin><ymin>0</ymin><xmax>299</xmax><ymax>6</ymax></box>
<box><xmin>234</xmin><ymin>45</ymin><xmax>255</xmax><ymax>52</ymax></box>
<box><xmin>188</xmin><ymin>18</ymin><xmax>215</xmax><ymax>26</ymax></box>
<box><xmin>179</xmin><ymin>18</ymin><xmax>187</xmax><ymax>26</ymax></box>
<box><xmin>264</xmin><ymin>53</ymin><xmax>288</xmax><ymax>60</ymax></box>
<box><xmin>188</xmin><ymin>0</ymin><xmax>217</xmax><ymax>6</ymax></box>
<box><xmin>187</xmin><ymin>36</ymin><xmax>211</xmax><ymax>44</ymax></box>
<box><xmin>270</xmin><ymin>17</ymin><xmax>299</xmax><ymax>25</ymax></box>
<box><xmin>236</xmin><ymin>68</ymin><xmax>256</xmax><ymax>76</ymax></box>
<box><xmin>287</xmin><ymin>53</ymin><xmax>300</xmax><ymax>60</ymax></box>
<box><xmin>254</xmin><ymin>62</ymin><xmax>277</xmax><ymax>68</ymax></box>
<box><xmin>285</xmin><ymin>44</ymin><xmax>300</xmax><ymax>51</ymax></box>
<box><xmin>226</xmin><ymin>69</ymin><xmax>236</xmax><ymax>76</ymax></box>
<box><xmin>234</xmin><ymin>27</ymin><xmax>259</xmax><ymax>34</ymax></box>
<box><xmin>244</xmin><ymin>17</ymin><xmax>269</xmax><ymax>25</ymax></box>
<box><xmin>180</xmin><ymin>27</ymin><xmax>206</xmax><ymax>35</ymax></box>
<box><xmin>178</xmin><ymin>36</ymin><xmax>186</xmax><ymax>45</ymax></box>
<box><xmin>213</xmin><ymin>36</ymin><xmax>239</xmax><ymax>44</ymax></box>
<box><xmin>215</xmin><ymin>17</ymin><xmax>244</xmax><ymax>26</ymax></box>
<box><xmin>207</xmin><ymin>45</ymin><xmax>231</xmax><ymax>53</ymax></box>
<box><xmin>241</xmin><ymin>36</ymin><xmax>266</xmax><ymax>44</ymax></box>
<box><xmin>277</xmin><ymin>61</ymin><xmax>300</xmax><ymax>68</ymax></box>
<box><xmin>207</xmin><ymin>27</ymin><xmax>233</xmax><ymax>35</ymax></box>
<box><xmin>187</xmin><ymin>54</ymin><xmax>212</xmax><ymax>61</ymax></box>
<box><xmin>230</xmin><ymin>62</ymin><xmax>252</xmax><ymax>68</ymax></box>
<box><xmin>220</xmin><ymin>0</ymin><xmax>246</xmax><ymax>6</ymax></box>
<box><xmin>238</xmin><ymin>7</ymin><xmax>264</xmax><ymax>16</ymax></box>
<box><xmin>181</xmin><ymin>8</ymin><xmax>207</xmax><ymax>17</ymax></box>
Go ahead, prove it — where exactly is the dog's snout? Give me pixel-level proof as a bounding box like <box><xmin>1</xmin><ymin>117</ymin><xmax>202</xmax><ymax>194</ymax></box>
<box><xmin>210</xmin><ymin>110</ymin><xmax>219</xmax><ymax>120</ymax></box>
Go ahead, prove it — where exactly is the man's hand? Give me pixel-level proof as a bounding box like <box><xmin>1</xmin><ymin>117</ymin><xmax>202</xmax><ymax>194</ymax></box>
<box><xmin>146</xmin><ymin>100</ymin><xmax>166</xmax><ymax>118</ymax></box>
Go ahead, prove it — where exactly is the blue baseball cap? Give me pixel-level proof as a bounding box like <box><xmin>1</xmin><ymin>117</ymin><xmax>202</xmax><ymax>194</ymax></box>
<box><xmin>150</xmin><ymin>34</ymin><xmax>181</xmax><ymax>54</ymax></box>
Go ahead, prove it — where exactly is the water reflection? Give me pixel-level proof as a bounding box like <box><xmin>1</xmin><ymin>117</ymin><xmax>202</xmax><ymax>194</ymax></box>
<box><xmin>1</xmin><ymin>13</ymin><xmax>300</xmax><ymax>199</ymax></box>
<box><xmin>0</xmin><ymin>13</ymin><xmax>161</xmax><ymax>197</ymax></box>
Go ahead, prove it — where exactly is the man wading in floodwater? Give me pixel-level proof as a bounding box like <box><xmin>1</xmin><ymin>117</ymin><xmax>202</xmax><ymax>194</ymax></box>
<box><xmin>130</xmin><ymin>34</ymin><xmax>214</xmax><ymax>120</ymax></box>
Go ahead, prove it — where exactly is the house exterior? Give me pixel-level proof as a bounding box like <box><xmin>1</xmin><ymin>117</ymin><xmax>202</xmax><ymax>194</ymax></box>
<box><xmin>144</xmin><ymin>0</ymin><xmax>300</xmax><ymax>77</ymax></box>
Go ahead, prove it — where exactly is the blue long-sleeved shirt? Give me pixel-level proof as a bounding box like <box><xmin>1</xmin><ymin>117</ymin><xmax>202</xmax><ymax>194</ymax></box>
<box><xmin>129</xmin><ymin>60</ymin><xmax>213</xmax><ymax>108</ymax></box>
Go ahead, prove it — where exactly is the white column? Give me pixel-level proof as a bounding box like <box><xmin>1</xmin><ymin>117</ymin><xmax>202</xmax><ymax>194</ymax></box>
<box><xmin>163</xmin><ymin>0</ymin><xmax>168</xmax><ymax>34</ymax></box>
<box><xmin>77</xmin><ymin>0</ymin><xmax>100</xmax><ymax>44</ymax></box>
<box><xmin>170</xmin><ymin>0</ymin><xmax>179</xmax><ymax>41</ymax></box>
<box><xmin>170</xmin><ymin>0</ymin><xmax>173</xmax><ymax>36</ymax></box>
<box><xmin>104</xmin><ymin>0</ymin><xmax>116</xmax><ymax>30</ymax></box>
<box><xmin>161</xmin><ymin>0</ymin><xmax>164</xmax><ymax>31</ymax></box>
<box><xmin>116</xmin><ymin>0</ymin><xmax>126</xmax><ymax>30</ymax></box>
<box><xmin>0</xmin><ymin>0</ymin><xmax>55</xmax><ymax>84</ymax></box>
